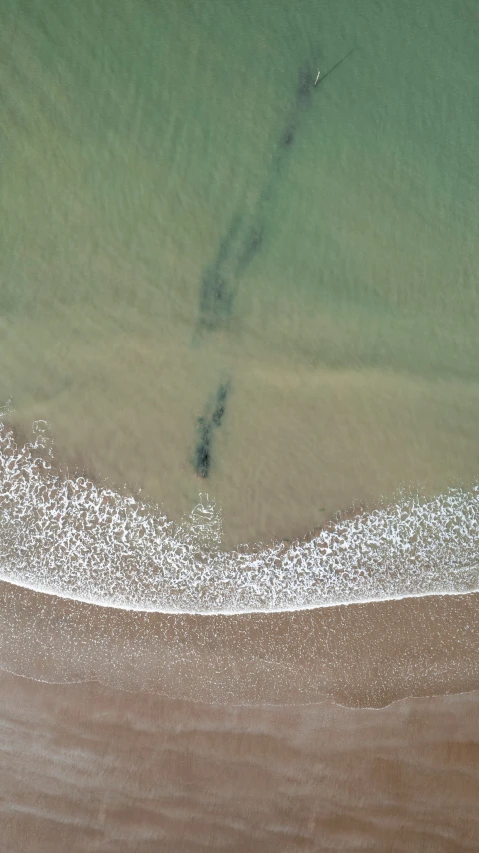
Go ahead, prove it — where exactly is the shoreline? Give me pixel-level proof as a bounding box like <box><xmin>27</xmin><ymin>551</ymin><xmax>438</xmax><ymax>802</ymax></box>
<box><xmin>1</xmin><ymin>570</ymin><xmax>478</xmax><ymax>616</ymax></box>
<box><xmin>1</xmin><ymin>419</ymin><xmax>478</xmax><ymax>614</ymax></box>
<box><xmin>1</xmin><ymin>418</ymin><xmax>478</xmax><ymax>707</ymax></box>
<box><xmin>1</xmin><ymin>577</ymin><xmax>478</xmax><ymax>707</ymax></box>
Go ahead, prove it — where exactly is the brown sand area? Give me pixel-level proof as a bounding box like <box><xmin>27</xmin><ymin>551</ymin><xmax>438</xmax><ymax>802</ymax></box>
<box><xmin>0</xmin><ymin>580</ymin><xmax>478</xmax><ymax>707</ymax></box>
<box><xmin>0</xmin><ymin>546</ymin><xmax>478</xmax><ymax>850</ymax></box>
<box><xmin>0</xmin><ymin>668</ymin><xmax>478</xmax><ymax>852</ymax></box>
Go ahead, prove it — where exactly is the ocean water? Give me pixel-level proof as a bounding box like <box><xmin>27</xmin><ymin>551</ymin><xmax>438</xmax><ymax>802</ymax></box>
<box><xmin>0</xmin><ymin>420</ymin><xmax>478</xmax><ymax>612</ymax></box>
<box><xmin>1</xmin><ymin>0</ymin><xmax>479</xmax><ymax>613</ymax></box>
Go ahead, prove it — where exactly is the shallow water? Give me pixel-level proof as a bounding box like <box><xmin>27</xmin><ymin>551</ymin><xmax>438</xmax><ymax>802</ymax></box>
<box><xmin>1</xmin><ymin>0</ymin><xmax>478</xmax><ymax>548</ymax></box>
<box><xmin>0</xmin><ymin>1</ymin><xmax>478</xmax><ymax>716</ymax></box>
<box><xmin>1</xmin><ymin>422</ymin><xmax>479</xmax><ymax>613</ymax></box>
<box><xmin>1</xmin><ymin>10</ymin><xmax>479</xmax><ymax>846</ymax></box>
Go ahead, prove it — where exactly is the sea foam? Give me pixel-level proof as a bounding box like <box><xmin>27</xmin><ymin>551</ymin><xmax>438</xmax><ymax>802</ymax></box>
<box><xmin>0</xmin><ymin>419</ymin><xmax>478</xmax><ymax>613</ymax></box>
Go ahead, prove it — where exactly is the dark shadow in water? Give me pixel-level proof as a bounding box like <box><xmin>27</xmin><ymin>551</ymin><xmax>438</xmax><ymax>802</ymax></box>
<box><xmin>211</xmin><ymin>382</ymin><xmax>229</xmax><ymax>428</ymax></box>
<box><xmin>195</xmin><ymin>63</ymin><xmax>318</xmax><ymax>335</ymax></box>
<box><xmin>296</xmin><ymin>64</ymin><xmax>315</xmax><ymax>110</ymax></box>
<box><xmin>235</xmin><ymin>225</ymin><xmax>265</xmax><ymax>277</ymax></box>
<box><xmin>280</xmin><ymin>124</ymin><xmax>296</xmax><ymax>149</ymax></box>
<box><xmin>192</xmin><ymin>53</ymin><xmax>352</xmax><ymax>477</ymax></box>
<box><xmin>270</xmin><ymin>63</ymin><xmax>315</xmax><ymax>174</ymax></box>
<box><xmin>194</xmin><ymin>417</ymin><xmax>212</xmax><ymax>479</ymax></box>
<box><xmin>197</xmin><ymin>215</ymin><xmax>243</xmax><ymax>331</ymax></box>
<box><xmin>193</xmin><ymin>382</ymin><xmax>230</xmax><ymax>478</ymax></box>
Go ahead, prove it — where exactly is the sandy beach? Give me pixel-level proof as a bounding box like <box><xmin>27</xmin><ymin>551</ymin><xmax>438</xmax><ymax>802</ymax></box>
<box><xmin>1</xmin><ymin>577</ymin><xmax>478</xmax><ymax>850</ymax></box>
<box><xmin>1</xmin><ymin>2</ymin><xmax>478</xmax><ymax>848</ymax></box>
<box><xmin>0</xmin><ymin>667</ymin><xmax>478</xmax><ymax>852</ymax></box>
<box><xmin>1</xmin><ymin>580</ymin><xmax>478</xmax><ymax>707</ymax></box>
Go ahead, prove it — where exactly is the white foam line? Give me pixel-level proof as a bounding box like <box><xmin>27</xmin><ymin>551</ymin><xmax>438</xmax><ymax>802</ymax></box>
<box><xmin>0</xmin><ymin>571</ymin><xmax>477</xmax><ymax>616</ymax></box>
<box><xmin>1</xmin><ymin>419</ymin><xmax>478</xmax><ymax>614</ymax></box>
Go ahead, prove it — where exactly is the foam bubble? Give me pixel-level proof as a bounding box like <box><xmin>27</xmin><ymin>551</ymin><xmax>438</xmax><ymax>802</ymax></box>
<box><xmin>0</xmin><ymin>419</ymin><xmax>478</xmax><ymax>613</ymax></box>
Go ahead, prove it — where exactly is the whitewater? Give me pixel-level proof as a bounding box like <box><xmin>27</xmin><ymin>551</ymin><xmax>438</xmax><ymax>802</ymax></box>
<box><xmin>0</xmin><ymin>419</ymin><xmax>478</xmax><ymax>614</ymax></box>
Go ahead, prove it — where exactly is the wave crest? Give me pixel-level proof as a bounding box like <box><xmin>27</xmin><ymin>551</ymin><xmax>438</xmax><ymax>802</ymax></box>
<box><xmin>0</xmin><ymin>420</ymin><xmax>478</xmax><ymax>612</ymax></box>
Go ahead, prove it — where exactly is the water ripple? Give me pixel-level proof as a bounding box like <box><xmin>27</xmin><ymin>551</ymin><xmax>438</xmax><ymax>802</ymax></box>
<box><xmin>0</xmin><ymin>420</ymin><xmax>478</xmax><ymax>613</ymax></box>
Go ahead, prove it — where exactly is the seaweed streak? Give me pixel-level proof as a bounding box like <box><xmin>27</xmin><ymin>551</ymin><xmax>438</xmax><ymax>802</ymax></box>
<box><xmin>211</xmin><ymin>382</ymin><xmax>229</xmax><ymax>427</ymax></box>
<box><xmin>194</xmin><ymin>417</ymin><xmax>212</xmax><ymax>479</ymax></box>
<box><xmin>192</xmin><ymin>382</ymin><xmax>230</xmax><ymax>478</ymax></box>
<box><xmin>197</xmin><ymin>215</ymin><xmax>242</xmax><ymax>331</ymax></box>
<box><xmin>195</xmin><ymin>51</ymin><xmax>358</xmax><ymax>333</ymax></box>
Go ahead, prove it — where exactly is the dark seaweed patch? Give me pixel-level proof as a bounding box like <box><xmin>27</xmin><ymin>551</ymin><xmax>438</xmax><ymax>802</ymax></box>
<box><xmin>274</xmin><ymin>65</ymin><xmax>315</xmax><ymax>163</ymax></box>
<box><xmin>189</xmin><ymin>51</ymin><xmax>355</xmax><ymax>480</ymax></box>
<box><xmin>268</xmin><ymin>66</ymin><xmax>315</xmax><ymax>180</ymax></box>
<box><xmin>195</xmin><ymin>52</ymin><xmax>355</xmax><ymax>335</ymax></box>
<box><xmin>192</xmin><ymin>382</ymin><xmax>231</xmax><ymax>477</ymax></box>
<box><xmin>214</xmin><ymin>212</ymin><xmax>243</xmax><ymax>267</ymax></box>
<box><xmin>296</xmin><ymin>65</ymin><xmax>314</xmax><ymax>108</ymax></box>
<box><xmin>194</xmin><ymin>417</ymin><xmax>212</xmax><ymax>478</ymax></box>
<box><xmin>280</xmin><ymin>124</ymin><xmax>296</xmax><ymax>148</ymax></box>
<box><xmin>195</xmin><ymin>65</ymin><xmax>315</xmax><ymax>333</ymax></box>
<box><xmin>235</xmin><ymin>225</ymin><xmax>264</xmax><ymax>276</ymax></box>
<box><xmin>197</xmin><ymin>214</ymin><xmax>243</xmax><ymax>330</ymax></box>
<box><xmin>211</xmin><ymin>382</ymin><xmax>229</xmax><ymax>427</ymax></box>
<box><xmin>198</xmin><ymin>268</ymin><xmax>235</xmax><ymax>330</ymax></box>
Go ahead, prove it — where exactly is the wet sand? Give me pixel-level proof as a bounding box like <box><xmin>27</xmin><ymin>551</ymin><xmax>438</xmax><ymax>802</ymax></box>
<box><xmin>1</xmin><ymin>580</ymin><xmax>478</xmax><ymax>707</ymax></box>
<box><xmin>0</xmin><ymin>669</ymin><xmax>478</xmax><ymax>852</ymax></box>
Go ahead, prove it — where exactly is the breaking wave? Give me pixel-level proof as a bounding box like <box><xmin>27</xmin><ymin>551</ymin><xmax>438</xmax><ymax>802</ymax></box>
<box><xmin>0</xmin><ymin>419</ymin><xmax>478</xmax><ymax>613</ymax></box>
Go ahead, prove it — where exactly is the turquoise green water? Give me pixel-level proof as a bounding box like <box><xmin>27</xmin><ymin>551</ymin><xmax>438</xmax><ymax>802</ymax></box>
<box><xmin>1</xmin><ymin>0</ymin><xmax>478</xmax><ymax>546</ymax></box>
